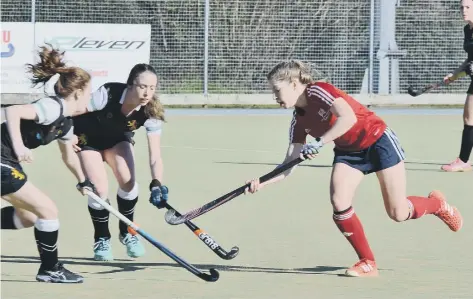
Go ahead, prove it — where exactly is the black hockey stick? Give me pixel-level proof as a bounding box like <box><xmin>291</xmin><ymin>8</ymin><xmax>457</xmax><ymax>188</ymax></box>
<box><xmin>407</xmin><ymin>71</ymin><xmax>467</xmax><ymax>97</ymax></box>
<box><xmin>407</xmin><ymin>79</ymin><xmax>448</xmax><ymax>97</ymax></box>
<box><xmin>165</xmin><ymin>203</ymin><xmax>239</xmax><ymax>260</ymax></box>
<box><xmin>164</xmin><ymin>155</ymin><xmax>306</xmax><ymax>225</ymax></box>
<box><xmin>85</xmin><ymin>191</ymin><xmax>219</xmax><ymax>282</ymax></box>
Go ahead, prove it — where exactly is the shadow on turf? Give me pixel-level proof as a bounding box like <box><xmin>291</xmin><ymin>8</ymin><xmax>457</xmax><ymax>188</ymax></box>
<box><xmin>1</xmin><ymin>255</ymin><xmax>363</xmax><ymax>278</ymax></box>
<box><xmin>215</xmin><ymin>161</ymin><xmax>332</xmax><ymax>168</ymax></box>
<box><xmin>405</xmin><ymin>161</ymin><xmax>445</xmax><ymax>166</ymax></box>
<box><xmin>216</xmin><ymin>161</ymin><xmax>447</xmax><ymax>172</ymax></box>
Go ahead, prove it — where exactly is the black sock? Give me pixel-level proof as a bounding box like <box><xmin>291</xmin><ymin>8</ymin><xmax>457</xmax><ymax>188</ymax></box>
<box><xmin>117</xmin><ymin>195</ymin><xmax>138</xmax><ymax>236</ymax></box>
<box><xmin>88</xmin><ymin>206</ymin><xmax>111</xmax><ymax>242</ymax></box>
<box><xmin>34</xmin><ymin>219</ymin><xmax>59</xmax><ymax>270</ymax></box>
<box><xmin>1</xmin><ymin>206</ymin><xmax>19</xmax><ymax>229</ymax></box>
<box><xmin>459</xmin><ymin>125</ymin><xmax>473</xmax><ymax>163</ymax></box>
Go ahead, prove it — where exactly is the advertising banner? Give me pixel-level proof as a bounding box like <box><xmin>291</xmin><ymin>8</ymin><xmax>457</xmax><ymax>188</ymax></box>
<box><xmin>1</xmin><ymin>22</ymin><xmax>36</xmax><ymax>93</ymax></box>
<box><xmin>1</xmin><ymin>22</ymin><xmax>151</xmax><ymax>94</ymax></box>
<box><xmin>35</xmin><ymin>22</ymin><xmax>151</xmax><ymax>92</ymax></box>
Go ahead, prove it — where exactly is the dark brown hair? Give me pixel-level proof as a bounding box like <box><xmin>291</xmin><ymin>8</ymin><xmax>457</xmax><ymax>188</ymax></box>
<box><xmin>26</xmin><ymin>43</ymin><xmax>91</xmax><ymax>99</ymax></box>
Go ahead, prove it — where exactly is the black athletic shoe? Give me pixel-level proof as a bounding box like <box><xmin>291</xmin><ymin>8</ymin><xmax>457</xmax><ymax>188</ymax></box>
<box><xmin>36</xmin><ymin>262</ymin><xmax>84</xmax><ymax>283</ymax></box>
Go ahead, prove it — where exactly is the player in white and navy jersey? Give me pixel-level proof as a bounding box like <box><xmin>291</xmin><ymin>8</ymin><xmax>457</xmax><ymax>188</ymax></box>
<box><xmin>1</xmin><ymin>44</ymin><xmax>93</xmax><ymax>283</ymax></box>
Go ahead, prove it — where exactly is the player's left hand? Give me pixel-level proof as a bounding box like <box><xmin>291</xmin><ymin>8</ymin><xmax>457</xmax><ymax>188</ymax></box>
<box><xmin>149</xmin><ymin>180</ymin><xmax>169</xmax><ymax>209</ymax></box>
<box><xmin>301</xmin><ymin>137</ymin><xmax>324</xmax><ymax>160</ymax></box>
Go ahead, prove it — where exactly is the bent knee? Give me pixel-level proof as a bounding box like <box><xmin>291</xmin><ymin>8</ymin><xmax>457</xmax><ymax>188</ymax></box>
<box><xmin>119</xmin><ymin>180</ymin><xmax>137</xmax><ymax>194</ymax></box>
<box><xmin>15</xmin><ymin>209</ymin><xmax>37</xmax><ymax>228</ymax></box>
<box><xmin>35</xmin><ymin>204</ymin><xmax>58</xmax><ymax>220</ymax></box>
<box><xmin>386</xmin><ymin>208</ymin><xmax>408</xmax><ymax>222</ymax></box>
<box><xmin>94</xmin><ymin>184</ymin><xmax>109</xmax><ymax>199</ymax></box>
<box><xmin>465</xmin><ymin>97</ymin><xmax>473</xmax><ymax>125</ymax></box>
<box><xmin>330</xmin><ymin>194</ymin><xmax>353</xmax><ymax>212</ymax></box>
<box><xmin>118</xmin><ymin>181</ymin><xmax>139</xmax><ymax>200</ymax></box>
<box><xmin>464</xmin><ymin>116</ymin><xmax>473</xmax><ymax>126</ymax></box>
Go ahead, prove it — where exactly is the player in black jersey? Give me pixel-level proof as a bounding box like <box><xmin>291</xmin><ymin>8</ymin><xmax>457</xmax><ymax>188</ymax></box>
<box><xmin>441</xmin><ymin>0</ymin><xmax>473</xmax><ymax>172</ymax></box>
<box><xmin>1</xmin><ymin>44</ymin><xmax>93</xmax><ymax>283</ymax></box>
<box><xmin>71</xmin><ymin>63</ymin><xmax>168</xmax><ymax>261</ymax></box>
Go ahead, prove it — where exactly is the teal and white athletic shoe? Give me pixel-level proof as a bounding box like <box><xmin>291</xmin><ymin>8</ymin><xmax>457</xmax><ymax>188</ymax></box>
<box><xmin>93</xmin><ymin>238</ymin><xmax>114</xmax><ymax>261</ymax></box>
<box><xmin>119</xmin><ymin>233</ymin><xmax>145</xmax><ymax>258</ymax></box>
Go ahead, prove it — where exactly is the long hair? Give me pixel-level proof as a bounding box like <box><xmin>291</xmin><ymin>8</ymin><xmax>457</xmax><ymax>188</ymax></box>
<box><xmin>26</xmin><ymin>43</ymin><xmax>90</xmax><ymax>99</ymax></box>
<box><xmin>126</xmin><ymin>63</ymin><xmax>165</xmax><ymax>121</ymax></box>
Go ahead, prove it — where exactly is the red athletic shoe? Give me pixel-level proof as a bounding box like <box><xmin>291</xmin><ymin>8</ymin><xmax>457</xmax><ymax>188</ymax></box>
<box><xmin>429</xmin><ymin>190</ymin><xmax>463</xmax><ymax>232</ymax></box>
<box><xmin>441</xmin><ymin>158</ymin><xmax>472</xmax><ymax>172</ymax></box>
<box><xmin>344</xmin><ymin>258</ymin><xmax>379</xmax><ymax>277</ymax></box>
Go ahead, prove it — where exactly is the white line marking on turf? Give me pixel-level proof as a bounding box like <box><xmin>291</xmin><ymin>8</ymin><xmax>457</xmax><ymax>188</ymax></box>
<box><xmin>162</xmin><ymin>145</ymin><xmax>276</xmax><ymax>153</ymax></box>
<box><xmin>162</xmin><ymin>145</ymin><xmax>449</xmax><ymax>164</ymax></box>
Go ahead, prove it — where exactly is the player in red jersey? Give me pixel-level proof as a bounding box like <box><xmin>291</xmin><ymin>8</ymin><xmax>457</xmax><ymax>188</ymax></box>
<box><xmin>245</xmin><ymin>60</ymin><xmax>463</xmax><ymax>277</ymax></box>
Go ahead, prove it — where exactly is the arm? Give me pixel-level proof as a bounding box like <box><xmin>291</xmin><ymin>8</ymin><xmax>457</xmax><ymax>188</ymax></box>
<box><xmin>147</xmin><ymin>133</ymin><xmax>164</xmax><ymax>182</ymax></box>
<box><xmin>319</xmin><ymin>97</ymin><xmax>357</xmax><ymax>145</ymax></box>
<box><xmin>258</xmin><ymin>143</ymin><xmax>304</xmax><ymax>189</ymax></box>
<box><xmin>147</xmin><ymin>128</ymin><xmax>170</xmax><ymax>209</ymax></box>
<box><xmin>4</xmin><ymin>104</ymin><xmax>37</xmax><ymax>151</ymax></box>
<box><xmin>56</xmin><ymin>127</ymin><xmax>86</xmax><ymax>182</ymax></box>
<box><xmin>57</xmin><ymin>139</ymin><xmax>86</xmax><ymax>183</ymax></box>
<box><xmin>449</xmin><ymin>59</ymin><xmax>468</xmax><ymax>80</ymax></box>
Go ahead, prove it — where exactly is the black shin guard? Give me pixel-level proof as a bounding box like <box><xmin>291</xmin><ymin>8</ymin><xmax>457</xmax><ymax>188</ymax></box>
<box><xmin>459</xmin><ymin>125</ymin><xmax>473</xmax><ymax>163</ymax></box>
<box><xmin>88</xmin><ymin>206</ymin><xmax>111</xmax><ymax>242</ymax></box>
<box><xmin>34</xmin><ymin>219</ymin><xmax>59</xmax><ymax>270</ymax></box>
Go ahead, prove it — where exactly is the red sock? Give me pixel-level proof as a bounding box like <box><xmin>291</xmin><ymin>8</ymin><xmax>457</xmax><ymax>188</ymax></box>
<box><xmin>406</xmin><ymin>196</ymin><xmax>441</xmax><ymax>219</ymax></box>
<box><xmin>333</xmin><ymin>207</ymin><xmax>375</xmax><ymax>261</ymax></box>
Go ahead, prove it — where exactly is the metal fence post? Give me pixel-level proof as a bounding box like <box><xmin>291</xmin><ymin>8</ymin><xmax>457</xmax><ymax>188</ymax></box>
<box><xmin>31</xmin><ymin>0</ymin><xmax>36</xmax><ymax>55</ymax></box>
<box><xmin>204</xmin><ymin>0</ymin><xmax>210</xmax><ymax>96</ymax></box>
<box><xmin>31</xmin><ymin>0</ymin><xmax>36</xmax><ymax>22</ymax></box>
<box><xmin>369</xmin><ymin>0</ymin><xmax>375</xmax><ymax>95</ymax></box>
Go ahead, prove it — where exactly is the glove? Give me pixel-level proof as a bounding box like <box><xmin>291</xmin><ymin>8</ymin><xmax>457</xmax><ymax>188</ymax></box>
<box><xmin>149</xmin><ymin>179</ymin><xmax>169</xmax><ymax>209</ymax></box>
<box><xmin>301</xmin><ymin>137</ymin><xmax>324</xmax><ymax>156</ymax></box>
<box><xmin>76</xmin><ymin>178</ymin><xmax>96</xmax><ymax>195</ymax></box>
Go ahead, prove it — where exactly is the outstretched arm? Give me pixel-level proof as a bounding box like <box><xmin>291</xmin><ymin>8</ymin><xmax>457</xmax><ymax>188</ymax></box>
<box><xmin>147</xmin><ymin>133</ymin><xmax>164</xmax><ymax>182</ymax></box>
<box><xmin>57</xmin><ymin>133</ymin><xmax>86</xmax><ymax>183</ymax></box>
<box><xmin>245</xmin><ymin>143</ymin><xmax>303</xmax><ymax>194</ymax></box>
<box><xmin>444</xmin><ymin>59</ymin><xmax>468</xmax><ymax>84</ymax></box>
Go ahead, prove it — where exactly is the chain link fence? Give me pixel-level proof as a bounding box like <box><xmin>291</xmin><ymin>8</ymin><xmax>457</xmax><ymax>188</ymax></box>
<box><xmin>0</xmin><ymin>0</ymin><xmax>469</xmax><ymax>95</ymax></box>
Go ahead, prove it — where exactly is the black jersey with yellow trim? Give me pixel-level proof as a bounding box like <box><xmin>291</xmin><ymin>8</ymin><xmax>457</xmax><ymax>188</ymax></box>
<box><xmin>72</xmin><ymin>82</ymin><xmax>160</xmax><ymax>142</ymax></box>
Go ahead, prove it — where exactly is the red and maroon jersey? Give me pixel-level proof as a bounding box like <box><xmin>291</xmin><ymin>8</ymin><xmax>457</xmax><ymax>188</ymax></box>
<box><xmin>289</xmin><ymin>82</ymin><xmax>387</xmax><ymax>151</ymax></box>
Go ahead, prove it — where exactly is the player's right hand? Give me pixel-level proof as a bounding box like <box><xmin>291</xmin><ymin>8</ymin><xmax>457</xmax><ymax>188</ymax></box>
<box><xmin>14</xmin><ymin>144</ymin><xmax>33</xmax><ymax>163</ymax></box>
<box><xmin>301</xmin><ymin>137</ymin><xmax>323</xmax><ymax>160</ymax></box>
<box><xmin>443</xmin><ymin>73</ymin><xmax>454</xmax><ymax>84</ymax></box>
<box><xmin>71</xmin><ymin>134</ymin><xmax>82</xmax><ymax>152</ymax></box>
<box><xmin>76</xmin><ymin>179</ymin><xmax>96</xmax><ymax>195</ymax></box>
<box><xmin>244</xmin><ymin>178</ymin><xmax>261</xmax><ymax>194</ymax></box>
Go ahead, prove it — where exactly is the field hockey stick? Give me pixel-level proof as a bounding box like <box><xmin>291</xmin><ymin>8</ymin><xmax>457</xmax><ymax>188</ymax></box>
<box><xmin>164</xmin><ymin>155</ymin><xmax>307</xmax><ymax>225</ymax></box>
<box><xmin>407</xmin><ymin>71</ymin><xmax>467</xmax><ymax>97</ymax></box>
<box><xmin>164</xmin><ymin>203</ymin><xmax>239</xmax><ymax>260</ymax></box>
<box><xmin>84</xmin><ymin>190</ymin><xmax>219</xmax><ymax>282</ymax></box>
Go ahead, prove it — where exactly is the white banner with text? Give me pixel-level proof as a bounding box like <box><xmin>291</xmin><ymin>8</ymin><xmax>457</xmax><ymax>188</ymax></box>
<box><xmin>1</xmin><ymin>22</ymin><xmax>151</xmax><ymax>94</ymax></box>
